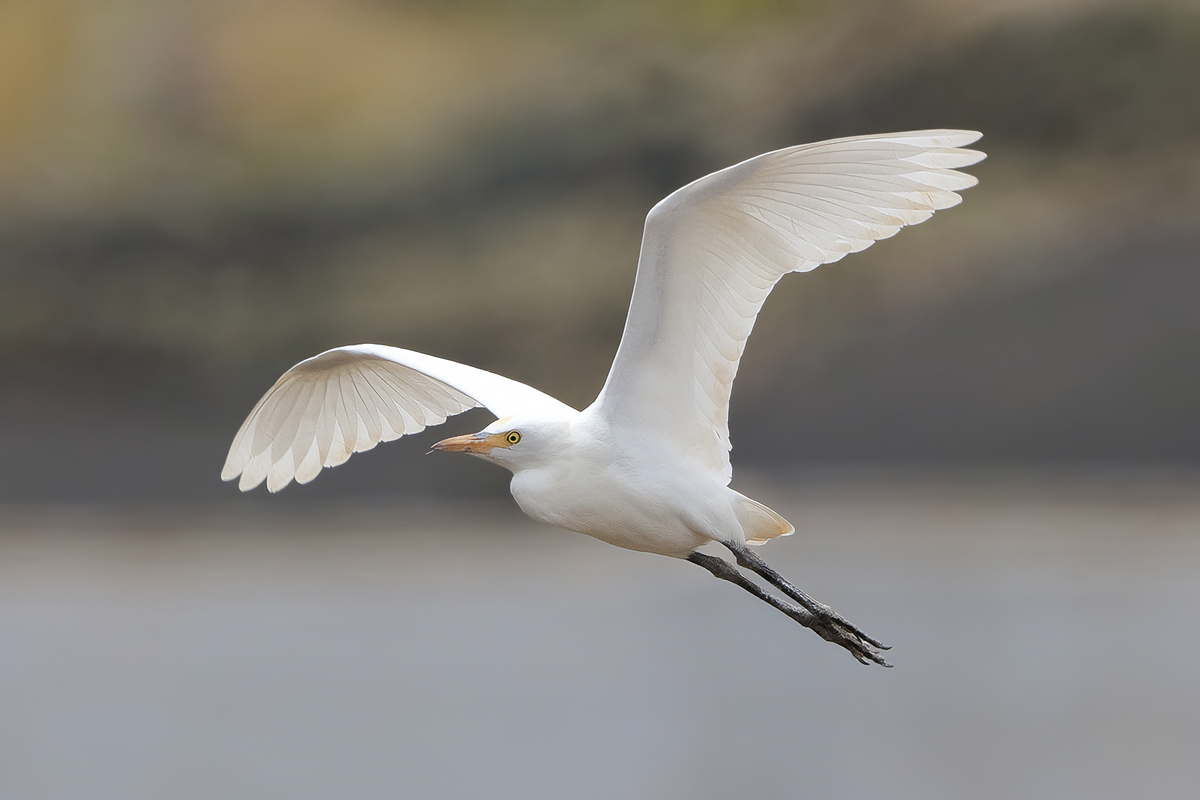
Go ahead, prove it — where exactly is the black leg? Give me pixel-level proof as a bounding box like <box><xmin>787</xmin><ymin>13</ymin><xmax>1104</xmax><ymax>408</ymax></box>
<box><xmin>687</xmin><ymin>552</ymin><xmax>891</xmax><ymax>667</ymax></box>
<box><xmin>726</xmin><ymin>542</ymin><xmax>889</xmax><ymax>651</ymax></box>
<box><xmin>687</xmin><ymin>552</ymin><xmax>817</xmax><ymax>625</ymax></box>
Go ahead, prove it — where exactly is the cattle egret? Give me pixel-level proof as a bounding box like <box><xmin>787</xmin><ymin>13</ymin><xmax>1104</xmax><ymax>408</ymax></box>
<box><xmin>223</xmin><ymin>130</ymin><xmax>985</xmax><ymax>666</ymax></box>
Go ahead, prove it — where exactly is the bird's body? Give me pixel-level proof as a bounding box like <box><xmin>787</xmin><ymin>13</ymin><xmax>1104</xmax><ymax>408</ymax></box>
<box><xmin>223</xmin><ymin>130</ymin><xmax>986</xmax><ymax>665</ymax></box>
<box><xmin>507</xmin><ymin>410</ymin><xmax>735</xmax><ymax>558</ymax></box>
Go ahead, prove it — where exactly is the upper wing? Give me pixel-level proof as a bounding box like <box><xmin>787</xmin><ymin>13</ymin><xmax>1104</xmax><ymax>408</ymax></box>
<box><xmin>221</xmin><ymin>344</ymin><xmax>571</xmax><ymax>492</ymax></box>
<box><xmin>589</xmin><ymin>130</ymin><xmax>985</xmax><ymax>483</ymax></box>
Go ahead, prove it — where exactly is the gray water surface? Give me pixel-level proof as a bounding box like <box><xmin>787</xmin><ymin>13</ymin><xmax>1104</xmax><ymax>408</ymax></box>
<box><xmin>3</xmin><ymin>478</ymin><xmax>1199</xmax><ymax>799</ymax></box>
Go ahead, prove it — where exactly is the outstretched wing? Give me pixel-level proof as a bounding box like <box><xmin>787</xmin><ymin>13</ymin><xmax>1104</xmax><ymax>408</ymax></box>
<box><xmin>590</xmin><ymin>130</ymin><xmax>985</xmax><ymax>483</ymax></box>
<box><xmin>222</xmin><ymin>344</ymin><xmax>571</xmax><ymax>492</ymax></box>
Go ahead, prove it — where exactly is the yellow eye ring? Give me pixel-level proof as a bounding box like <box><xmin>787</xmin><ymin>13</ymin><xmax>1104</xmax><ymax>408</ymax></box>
<box><xmin>505</xmin><ymin>431</ymin><xmax>521</xmax><ymax>445</ymax></box>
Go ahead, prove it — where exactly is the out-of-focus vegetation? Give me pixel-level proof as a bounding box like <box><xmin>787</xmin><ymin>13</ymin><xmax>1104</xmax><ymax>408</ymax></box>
<box><xmin>2</xmin><ymin>0</ymin><xmax>1199</xmax><ymax>502</ymax></box>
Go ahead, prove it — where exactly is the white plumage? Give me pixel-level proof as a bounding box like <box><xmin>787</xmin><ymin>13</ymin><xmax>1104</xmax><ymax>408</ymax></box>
<box><xmin>222</xmin><ymin>345</ymin><xmax>569</xmax><ymax>492</ymax></box>
<box><xmin>223</xmin><ymin>130</ymin><xmax>985</xmax><ymax>665</ymax></box>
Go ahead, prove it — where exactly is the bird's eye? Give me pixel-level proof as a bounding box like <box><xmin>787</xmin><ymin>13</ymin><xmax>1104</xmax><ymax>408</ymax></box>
<box><xmin>505</xmin><ymin>431</ymin><xmax>521</xmax><ymax>445</ymax></box>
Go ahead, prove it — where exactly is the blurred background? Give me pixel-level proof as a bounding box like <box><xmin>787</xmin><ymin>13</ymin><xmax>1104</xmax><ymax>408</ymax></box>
<box><xmin>2</xmin><ymin>0</ymin><xmax>1198</xmax><ymax>797</ymax></box>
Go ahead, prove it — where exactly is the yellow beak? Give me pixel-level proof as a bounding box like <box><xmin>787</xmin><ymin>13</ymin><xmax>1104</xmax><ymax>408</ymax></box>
<box><xmin>431</xmin><ymin>432</ymin><xmax>507</xmax><ymax>454</ymax></box>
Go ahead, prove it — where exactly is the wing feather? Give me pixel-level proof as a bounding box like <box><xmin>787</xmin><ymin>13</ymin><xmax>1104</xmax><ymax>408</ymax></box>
<box><xmin>590</xmin><ymin>130</ymin><xmax>984</xmax><ymax>482</ymax></box>
<box><xmin>223</xmin><ymin>344</ymin><xmax>572</xmax><ymax>492</ymax></box>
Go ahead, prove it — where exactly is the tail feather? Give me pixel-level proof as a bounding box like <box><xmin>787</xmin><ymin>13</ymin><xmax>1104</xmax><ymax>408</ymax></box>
<box><xmin>733</xmin><ymin>493</ymin><xmax>794</xmax><ymax>545</ymax></box>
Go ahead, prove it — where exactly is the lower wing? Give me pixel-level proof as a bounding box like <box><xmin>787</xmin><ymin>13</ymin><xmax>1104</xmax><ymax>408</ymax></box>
<box><xmin>221</xmin><ymin>344</ymin><xmax>570</xmax><ymax>492</ymax></box>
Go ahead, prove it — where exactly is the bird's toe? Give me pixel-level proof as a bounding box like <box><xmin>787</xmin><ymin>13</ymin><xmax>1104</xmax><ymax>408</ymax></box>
<box><xmin>815</xmin><ymin>618</ymin><xmax>892</xmax><ymax>667</ymax></box>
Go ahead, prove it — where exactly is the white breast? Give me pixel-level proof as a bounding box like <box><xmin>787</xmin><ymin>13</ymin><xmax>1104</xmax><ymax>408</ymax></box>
<box><xmin>507</xmin><ymin>421</ymin><xmax>736</xmax><ymax>558</ymax></box>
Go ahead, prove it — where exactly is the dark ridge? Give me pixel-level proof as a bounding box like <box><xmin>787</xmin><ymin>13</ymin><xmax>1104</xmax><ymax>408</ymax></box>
<box><xmin>0</xmin><ymin>117</ymin><xmax>701</xmax><ymax>285</ymax></box>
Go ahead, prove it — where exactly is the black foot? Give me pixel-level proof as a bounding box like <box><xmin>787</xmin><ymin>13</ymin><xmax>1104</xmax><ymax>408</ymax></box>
<box><xmin>798</xmin><ymin>608</ymin><xmax>891</xmax><ymax>668</ymax></box>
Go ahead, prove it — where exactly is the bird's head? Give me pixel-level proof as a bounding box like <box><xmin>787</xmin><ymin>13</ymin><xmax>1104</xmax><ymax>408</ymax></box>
<box><xmin>431</xmin><ymin>416</ymin><xmax>568</xmax><ymax>472</ymax></box>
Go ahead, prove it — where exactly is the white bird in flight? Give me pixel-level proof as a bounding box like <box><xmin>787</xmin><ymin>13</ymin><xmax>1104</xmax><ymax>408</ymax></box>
<box><xmin>223</xmin><ymin>130</ymin><xmax>985</xmax><ymax>666</ymax></box>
